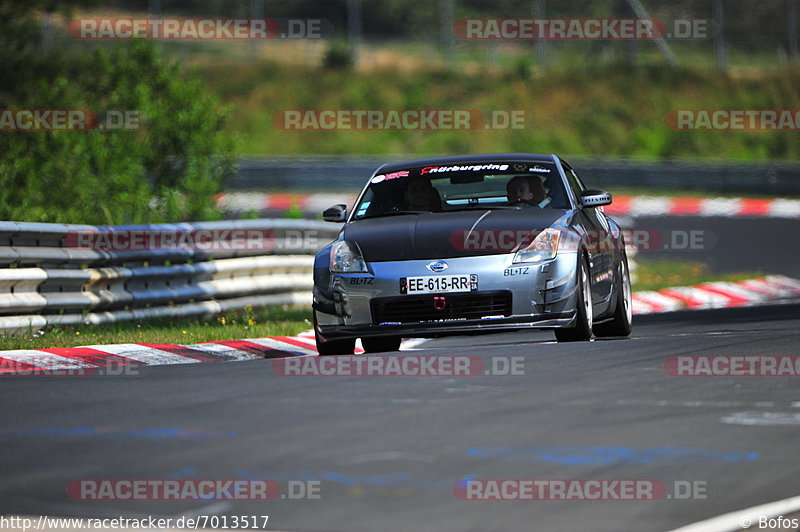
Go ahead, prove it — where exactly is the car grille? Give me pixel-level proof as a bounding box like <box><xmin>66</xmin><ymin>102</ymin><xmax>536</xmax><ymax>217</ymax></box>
<box><xmin>371</xmin><ymin>291</ymin><xmax>512</xmax><ymax>325</ymax></box>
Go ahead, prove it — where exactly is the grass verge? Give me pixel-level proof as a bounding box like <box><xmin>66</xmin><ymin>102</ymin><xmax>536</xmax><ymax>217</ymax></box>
<box><xmin>633</xmin><ymin>259</ymin><xmax>763</xmax><ymax>292</ymax></box>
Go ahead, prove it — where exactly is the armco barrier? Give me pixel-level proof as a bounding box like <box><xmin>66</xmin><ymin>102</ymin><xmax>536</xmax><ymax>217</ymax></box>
<box><xmin>0</xmin><ymin>219</ymin><xmax>339</xmax><ymax>335</ymax></box>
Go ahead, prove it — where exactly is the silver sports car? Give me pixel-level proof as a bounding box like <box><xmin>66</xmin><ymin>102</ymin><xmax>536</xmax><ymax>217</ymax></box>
<box><xmin>312</xmin><ymin>153</ymin><xmax>632</xmax><ymax>355</ymax></box>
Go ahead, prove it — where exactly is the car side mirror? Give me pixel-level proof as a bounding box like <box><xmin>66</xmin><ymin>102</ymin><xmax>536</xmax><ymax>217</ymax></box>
<box><xmin>323</xmin><ymin>204</ymin><xmax>347</xmax><ymax>222</ymax></box>
<box><xmin>580</xmin><ymin>189</ymin><xmax>612</xmax><ymax>208</ymax></box>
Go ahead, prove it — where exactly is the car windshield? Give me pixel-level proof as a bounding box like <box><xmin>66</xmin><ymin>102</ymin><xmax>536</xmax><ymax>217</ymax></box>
<box><xmin>352</xmin><ymin>162</ymin><xmax>571</xmax><ymax>220</ymax></box>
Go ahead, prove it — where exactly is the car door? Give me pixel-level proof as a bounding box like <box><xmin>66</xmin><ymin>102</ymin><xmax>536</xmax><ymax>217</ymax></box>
<box><xmin>561</xmin><ymin>161</ymin><xmax>615</xmax><ymax>308</ymax></box>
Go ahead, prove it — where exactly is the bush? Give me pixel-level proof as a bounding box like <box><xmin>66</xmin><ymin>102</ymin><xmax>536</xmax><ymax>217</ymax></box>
<box><xmin>0</xmin><ymin>5</ymin><xmax>237</xmax><ymax>224</ymax></box>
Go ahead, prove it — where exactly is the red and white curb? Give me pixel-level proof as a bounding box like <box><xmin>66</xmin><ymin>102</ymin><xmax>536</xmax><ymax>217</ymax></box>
<box><xmin>0</xmin><ymin>328</ymin><xmax>413</xmax><ymax>375</ymax></box>
<box><xmin>0</xmin><ymin>336</ymin><xmax>323</xmax><ymax>375</ymax></box>
<box><xmin>632</xmin><ymin>275</ymin><xmax>800</xmax><ymax>314</ymax></box>
<box><xmin>1</xmin><ymin>276</ymin><xmax>798</xmax><ymax>374</ymax></box>
<box><xmin>215</xmin><ymin>193</ymin><xmax>800</xmax><ymax>219</ymax></box>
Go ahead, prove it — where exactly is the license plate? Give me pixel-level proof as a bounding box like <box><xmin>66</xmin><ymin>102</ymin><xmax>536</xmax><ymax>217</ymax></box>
<box><xmin>401</xmin><ymin>274</ymin><xmax>478</xmax><ymax>294</ymax></box>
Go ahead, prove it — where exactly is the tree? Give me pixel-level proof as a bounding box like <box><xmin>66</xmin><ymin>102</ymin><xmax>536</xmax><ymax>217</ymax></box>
<box><xmin>0</xmin><ymin>2</ymin><xmax>236</xmax><ymax>224</ymax></box>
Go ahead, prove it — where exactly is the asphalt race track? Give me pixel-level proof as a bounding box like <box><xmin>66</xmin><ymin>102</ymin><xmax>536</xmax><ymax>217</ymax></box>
<box><xmin>2</xmin><ymin>301</ymin><xmax>800</xmax><ymax>532</ymax></box>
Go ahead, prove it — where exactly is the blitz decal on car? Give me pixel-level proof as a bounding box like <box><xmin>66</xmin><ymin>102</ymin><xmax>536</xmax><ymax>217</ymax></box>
<box><xmin>349</xmin><ymin>277</ymin><xmax>374</xmax><ymax>285</ymax></box>
<box><xmin>503</xmin><ymin>267</ymin><xmax>530</xmax><ymax>276</ymax></box>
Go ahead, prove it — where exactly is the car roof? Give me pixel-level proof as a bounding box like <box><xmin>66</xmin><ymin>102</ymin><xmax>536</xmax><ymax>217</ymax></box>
<box><xmin>375</xmin><ymin>153</ymin><xmax>559</xmax><ymax>174</ymax></box>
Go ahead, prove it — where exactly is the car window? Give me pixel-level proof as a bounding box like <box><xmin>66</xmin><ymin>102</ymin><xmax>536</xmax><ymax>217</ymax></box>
<box><xmin>568</xmin><ymin>166</ymin><xmax>588</xmax><ymax>190</ymax></box>
<box><xmin>561</xmin><ymin>163</ymin><xmax>585</xmax><ymax>204</ymax></box>
<box><xmin>353</xmin><ymin>162</ymin><xmax>571</xmax><ymax>219</ymax></box>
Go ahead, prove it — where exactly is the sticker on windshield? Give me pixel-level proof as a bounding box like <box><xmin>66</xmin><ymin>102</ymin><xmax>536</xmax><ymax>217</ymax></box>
<box><xmin>529</xmin><ymin>165</ymin><xmax>551</xmax><ymax>173</ymax></box>
<box><xmin>370</xmin><ymin>170</ymin><xmax>409</xmax><ymax>184</ymax></box>
<box><xmin>421</xmin><ymin>164</ymin><xmax>510</xmax><ymax>174</ymax></box>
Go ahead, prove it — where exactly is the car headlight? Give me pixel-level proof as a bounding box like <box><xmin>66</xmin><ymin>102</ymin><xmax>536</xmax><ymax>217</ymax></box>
<box><xmin>512</xmin><ymin>228</ymin><xmax>560</xmax><ymax>264</ymax></box>
<box><xmin>330</xmin><ymin>240</ymin><xmax>368</xmax><ymax>273</ymax></box>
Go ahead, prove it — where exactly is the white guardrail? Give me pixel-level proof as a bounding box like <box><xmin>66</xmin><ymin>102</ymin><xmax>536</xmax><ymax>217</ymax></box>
<box><xmin>0</xmin><ymin>220</ymin><xmax>339</xmax><ymax>335</ymax></box>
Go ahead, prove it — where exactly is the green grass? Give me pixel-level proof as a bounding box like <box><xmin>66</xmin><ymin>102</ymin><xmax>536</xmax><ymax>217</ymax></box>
<box><xmin>632</xmin><ymin>259</ymin><xmax>763</xmax><ymax>292</ymax></box>
<box><xmin>43</xmin><ymin>15</ymin><xmax>800</xmax><ymax>162</ymax></box>
<box><xmin>0</xmin><ymin>306</ymin><xmax>313</xmax><ymax>352</ymax></box>
<box><xmin>182</xmin><ymin>52</ymin><xmax>800</xmax><ymax>160</ymax></box>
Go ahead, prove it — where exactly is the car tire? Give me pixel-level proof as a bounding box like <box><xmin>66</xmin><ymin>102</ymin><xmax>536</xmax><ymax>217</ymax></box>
<box><xmin>593</xmin><ymin>254</ymin><xmax>633</xmax><ymax>338</ymax></box>
<box><xmin>361</xmin><ymin>336</ymin><xmax>402</xmax><ymax>353</ymax></box>
<box><xmin>554</xmin><ymin>254</ymin><xmax>593</xmax><ymax>342</ymax></box>
<box><xmin>314</xmin><ymin>311</ymin><xmax>355</xmax><ymax>356</ymax></box>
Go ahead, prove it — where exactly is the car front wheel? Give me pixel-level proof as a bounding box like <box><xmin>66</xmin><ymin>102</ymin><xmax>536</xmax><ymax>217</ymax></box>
<box><xmin>554</xmin><ymin>255</ymin><xmax>593</xmax><ymax>342</ymax></box>
<box><xmin>593</xmin><ymin>254</ymin><xmax>633</xmax><ymax>338</ymax></box>
<box><xmin>314</xmin><ymin>312</ymin><xmax>355</xmax><ymax>356</ymax></box>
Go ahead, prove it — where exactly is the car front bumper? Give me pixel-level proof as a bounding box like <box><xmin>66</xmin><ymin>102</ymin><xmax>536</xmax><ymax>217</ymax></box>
<box><xmin>314</xmin><ymin>252</ymin><xmax>580</xmax><ymax>341</ymax></box>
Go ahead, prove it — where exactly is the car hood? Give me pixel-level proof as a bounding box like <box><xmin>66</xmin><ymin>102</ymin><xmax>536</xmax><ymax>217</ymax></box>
<box><xmin>344</xmin><ymin>209</ymin><xmax>567</xmax><ymax>261</ymax></box>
